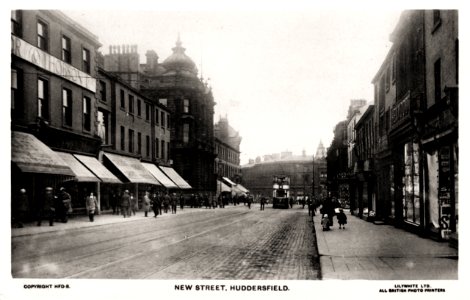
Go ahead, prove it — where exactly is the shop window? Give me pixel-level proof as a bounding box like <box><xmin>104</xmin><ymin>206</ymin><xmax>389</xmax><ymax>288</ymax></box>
<box><xmin>145</xmin><ymin>103</ymin><xmax>150</xmax><ymax>121</ymax></box>
<box><xmin>403</xmin><ymin>142</ymin><xmax>420</xmax><ymax>225</ymax></box>
<box><xmin>83</xmin><ymin>96</ymin><xmax>91</xmax><ymax>131</ymax></box>
<box><xmin>62</xmin><ymin>88</ymin><xmax>72</xmax><ymax>127</ymax></box>
<box><xmin>83</xmin><ymin>48</ymin><xmax>90</xmax><ymax>74</ymax></box>
<box><xmin>120</xmin><ymin>126</ymin><xmax>125</xmax><ymax>151</ymax></box>
<box><xmin>99</xmin><ymin>81</ymin><xmax>106</xmax><ymax>102</ymax></box>
<box><xmin>128</xmin><ymin>129</ymin><xmax>134</xmax><ymax>153</ymax></box>
<box><xmin>146</xmin><ymin>135</ymin><xmax>150</xmax><ymax>157</ymax></box>
<box><xmin>37</xmin><ymin>78</ymin><xmax>49</xmax><ymax>120</ymax></box>
<box><xmin>97</xmin><ymin>110</ymin><xmax>108</xmax><ymax>144</ymax></box>
<box><xmin>11</xmin><ymin>10</ymin><xmax>22</xmax><ymax>36</ymax></box>
<box><xmin>37</xmin><ymin>20</ymin><xmax>48</xmax><ymax>51</ymax></box>
<box><xmin>120</xmin><ymin>89</ymin><xmax>125</xmax><ymax>109</ymax></box>
<box><xmin>128</xmin><ymin>95</ymin><xmax>134</xmax><ymax>114</ymax></box>
<box><xmin>62</xmin><ymin>36</ymin><xmax>71</xmax><ymax>63</ymax></box>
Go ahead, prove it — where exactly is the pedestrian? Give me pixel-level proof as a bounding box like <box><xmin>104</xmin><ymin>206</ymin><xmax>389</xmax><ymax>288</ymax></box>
<box><xmin>13</xmin><ymin>188</ymin><xmax>29</xmax><ymax>228</ymax></box>
<box><xmin>130</xmin><ymin>193</ymin><xmax>138</xmax><ymax>216</ymax></box>
<box><xmin>289</xmin><ymin>197</ymin><xmax>294</xmax><ymax>209</ymax></box>
<box><xmin>337</xmin><ymin>208</ymin><xmax>347</xmax><ymax>229</ymax></box>
<box><xmin>143</xmin><ymin>191</ymin><xmax>151</xmax><ymax>217</ymax></box>
<box><xmin>322</xmin><ymin>197</ymin><xmax>336</xmax><ymax>227</ymax></box>
<box><xmin>260</xmin><ymin>195</ymin><xmax>266</xmax><ymax>211</ymax></box>
<box><xmin>151</xmin><ymin>192</ymin><xmax>159</xmax><ymax>218</ymax></box>
<box><xmin>179</xmin><ymin>193</ymin><xmax>184</xmax><ymax>210</ymax></box>
<box><xmin>58</xmin><ymin>187</ymin><xmax>72</xmax><ymax>223</ymax></box>
<box><xmin>308</xmin><ymin>198</ymin><xmax>315</xmax><ymax>217</ymax></box>
<box><xmin>321</xmin><ymin>214</ymin><xmax>331</xmax><ymax>231</ymax></box>
<box><xmin>247</xmin><ymin>194</ymin><xmax>252</xmax><ymax>209</ymax></box>
<box><xmin>163</xmin><ymin>192</ymin><xmax>170</xmax><ymax>213</ymax></box>
<box><xmin>86</xmin><ymin>192</ymin><xmax>99</xmax><ymax>222</ymax></box>
<box><xmin>37</xmin><ymin>187</ymin><xmax>55</xmax><ymax>226</ymax></box>
<box><xmin>111</xmin><ymin>190</ymin><xmax>118</xmax><ymax>215</ymax></box>
<box><xmin>121</xmin><ymin>190</ymin><xmax>131</xmax><ymax>218</ymax></box>
<box><xmin>171</xmin><ymin>193</ymin><xmax>177</xmax><ymax>214</ymax></box>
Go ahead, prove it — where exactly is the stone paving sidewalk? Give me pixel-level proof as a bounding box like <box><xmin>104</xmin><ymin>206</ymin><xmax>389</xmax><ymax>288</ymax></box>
<box><xmin>312</xmin><ymin>211</ymin><xmax>458</xmax><ymax>280</ymax></box>
<box><xmin>11</xmin><ymin>205</ymin><xmax>239</xmax><ymax>238</ymax></box>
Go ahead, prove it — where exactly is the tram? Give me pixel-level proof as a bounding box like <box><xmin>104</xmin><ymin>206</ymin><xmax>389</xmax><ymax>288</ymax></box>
<box><xmin>272</xmin><ymin>175</ymin><xmax>290</xmax><ymax>209</ymax></box>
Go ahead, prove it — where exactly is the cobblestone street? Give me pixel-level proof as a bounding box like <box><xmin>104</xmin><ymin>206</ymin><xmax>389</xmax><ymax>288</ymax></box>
<box><xmin>12</xmin><ymin>205</ymin><xmax>320</xmax><ymax>279</ymax></box>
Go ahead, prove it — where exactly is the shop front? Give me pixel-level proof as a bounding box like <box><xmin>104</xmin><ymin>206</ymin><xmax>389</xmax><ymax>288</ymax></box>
<box><xmin>421</xmin><ymin>88</ymin><xmax>458</xmax><ymax>242</ymax></box>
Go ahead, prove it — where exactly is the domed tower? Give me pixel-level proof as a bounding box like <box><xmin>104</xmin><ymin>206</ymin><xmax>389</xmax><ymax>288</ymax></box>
<box><xmin>140</xmin><ymin>35</ymin><xmax>215</xmax><ymax>194</ymax></box>
<box><xmin>162</xmin><ymin>35</ymin><xmax>198</xmax><ymax>76</ymax></box>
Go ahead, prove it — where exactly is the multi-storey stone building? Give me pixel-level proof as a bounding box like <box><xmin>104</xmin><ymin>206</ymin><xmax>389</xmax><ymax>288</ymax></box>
<box><xmin>103</xmin><ymin>37</ymin><xmax>216</xmax><ymax>194</ymax></box>
<box><xmin>11</xmin><ymin>10</ymin><xmax>103</xmax><ymax>212</ymax></box>
<box><xmin>242</xmin><ymin>151</ymin><xmax>313</xmax><ymax>200</ymax></box>
<box><xmin>214</xmin><ymin>116</ymin><xmax>242</xmax><ymax>183</ymax></box>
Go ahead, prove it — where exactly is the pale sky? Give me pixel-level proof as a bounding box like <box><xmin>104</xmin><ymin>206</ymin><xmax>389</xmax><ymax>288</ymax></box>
<box><xmin>63</xmin><ymin>9</ymin><xmax>403</xmax><ymax>165</ymax></box>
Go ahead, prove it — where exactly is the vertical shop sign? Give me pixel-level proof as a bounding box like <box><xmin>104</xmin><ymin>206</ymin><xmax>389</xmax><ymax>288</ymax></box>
<box><xmin>438</xmin><ymin>146</ymin><xmax>451</xmax><ymax>239</ymax></box>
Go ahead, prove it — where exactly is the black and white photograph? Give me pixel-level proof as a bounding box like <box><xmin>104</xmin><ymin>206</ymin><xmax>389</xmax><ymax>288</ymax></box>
<box><xmin>3</xmin><ymin>1</ymin><xmax>467</xmax><ymax>299</ymax></box>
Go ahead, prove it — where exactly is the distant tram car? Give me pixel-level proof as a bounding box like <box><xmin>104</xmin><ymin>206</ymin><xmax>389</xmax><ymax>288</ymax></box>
<box><xmin>272</xmin><ymin>175</ymin><xmax>290</xmax><ymax>209</ymax></box>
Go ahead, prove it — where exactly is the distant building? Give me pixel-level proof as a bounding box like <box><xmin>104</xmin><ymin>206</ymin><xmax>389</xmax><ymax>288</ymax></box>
<box><xmin>313</xmin><ymin>141</ymin><xmax>327</xmax><ymax>200</ymax></box>
<box><xmin>214</xmin><ymin>116</ymin><xmax>242</xmax><ymax>183</ymax></box>
<box><xmin>326</xmin><ymin>120</ymin><xmax>348</xmax><ymax>202</ymax></box>
<box><xmin>242</xmin><ymin>151</ymin><xmax>313</xmax><ymax>199</ymax></box>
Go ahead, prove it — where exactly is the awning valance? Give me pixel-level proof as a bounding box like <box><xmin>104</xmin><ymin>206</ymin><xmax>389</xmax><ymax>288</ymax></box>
<box><xmin>217</xmin><ymin>180</ymin><xmax>232</xmax><ymax>193</ymax></box>
<box><xmin>141</xmin><ymin>163</ymin><xmax>177</xmax><ymax>188</ymax></box>
<box><xmin>56</xmin><ymin>152</ymin><xmax>100</xmax><ymax>182</ymax></box>
<box><xmin>103</xmin><ymin>153</ymin><xmax>159</xmax><ymax>185</ymax></box>
<box><xmin>74</xmin><ymin>154</ymin><xmax>121</xmax><ymax>183</ymax></box>
<box><xmin>159</xmin><ymin>166</ymin><xmax>192</xmax><ymax>189</ymax></box>
<box><xmin>235</xmin><ymin>184</ymin><xmax>249</xmax><ymax>193</ymax></box>
<box><xmin>222</xmin><ymin>177</ymin><xmax>237</xmax><ymax>186</ymax></box>
<box><xmin>11</xmin><ymin>131</ymin><xmax>73</xmax><ymax>176</ymax></box>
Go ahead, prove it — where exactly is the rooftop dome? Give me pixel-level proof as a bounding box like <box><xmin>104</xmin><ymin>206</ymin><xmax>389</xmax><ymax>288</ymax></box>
<box><xmin>162</xmin><ymin>35</ymin><xmax>198</xmax><ymax>75</ymax></box>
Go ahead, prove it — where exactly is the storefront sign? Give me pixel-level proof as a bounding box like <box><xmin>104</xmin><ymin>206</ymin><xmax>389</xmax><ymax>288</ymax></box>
<box><xmin>11</xmin><ymin>35</ymin><xmax>96</xmax><ymax>92</ymax></box>
<box><xmin>438</xmin><ymin>146</ymin><xmax>452</xmax><ymax>239</ymax></box>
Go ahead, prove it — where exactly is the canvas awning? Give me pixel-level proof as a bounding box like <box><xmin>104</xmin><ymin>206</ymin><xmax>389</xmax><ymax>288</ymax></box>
<box><xmin>231</xmin><ymin>185</ymin><xmax>247</xmax><ymax>197</ymax></box>
<box><xmin>11</xmin><ymin>131</ymin><xmax>73</xmax><ymax>176</ymax></box>
<box><xmin>222</xmin><ymin>177</ymin><xmax>237</xmax><ymax>186</ymax></box>
<box><xmin>141</xmin><ymin>163</ymin><xmax>177</xmax><ymax>189</ymax></box>
<box><xmin>56</xmin><ymin>151</ymin><xmax>100</xmax><ymax>182</ymax></box>
<box><xmin>159</xmin><ymin>166</ymin><xmax>192</xmax><ymax>189</ymax></box>
<box><xmin>235</xmin><ymin>184</ymin><xmax>249</xmax><ymax>193</ymax></box>
<box><xmin>217</xmin><ymin>180</ymin><xmax>232</xmax><ymax>193</ymax></box>
<box><xmin>74</xmin><ymin>154</ymin><xmax>121</xmax><ymax>183</ymax></box>
<box><xmin>103</xmin><ymin>153</ymin><xmax>159</xmax><ymax>185</ymax></box>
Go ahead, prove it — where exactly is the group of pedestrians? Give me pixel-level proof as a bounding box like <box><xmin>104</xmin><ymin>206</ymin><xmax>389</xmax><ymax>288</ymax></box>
<box><xmin>319</xmin><ymin>197</ymin><xmax>347</xmax><ymax>231</ymax></box>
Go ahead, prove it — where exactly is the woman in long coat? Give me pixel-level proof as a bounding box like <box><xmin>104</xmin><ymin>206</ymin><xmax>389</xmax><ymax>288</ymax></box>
<box><xmin>143</xmin><ymin>191</ymin><xmax>151</xmax><ymax>217</ymax></box>
<box><xmin>85</xmin><ymin>192</ymin><xmax>98</xmax><ymax>222</ymax></box>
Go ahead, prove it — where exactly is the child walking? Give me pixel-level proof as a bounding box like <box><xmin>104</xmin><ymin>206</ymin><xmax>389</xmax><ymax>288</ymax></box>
<box><xmin>337</xmin><ymin>208</ymin><xmax>347</xmax><ymax>229</ymax></box>
<box><xmin>321</xmin><ymin>214</ymin><xmax>330</xmax><ymax>231</ymax></box>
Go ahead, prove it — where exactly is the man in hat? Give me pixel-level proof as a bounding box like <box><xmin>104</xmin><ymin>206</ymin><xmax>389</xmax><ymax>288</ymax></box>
<box><xmin>121</xmin><ymin>190</ymin><xmax>131</xmax><ymax>218</ymax></box>
<box><xmin>38</xmin><ymin>187</ymin><xmax>55</xmax><ymax>226</ymax></box>
<box><xmin>58</xmin><ymin>187</ymin><xmax>72</xmax><ymax>223</ymax></box>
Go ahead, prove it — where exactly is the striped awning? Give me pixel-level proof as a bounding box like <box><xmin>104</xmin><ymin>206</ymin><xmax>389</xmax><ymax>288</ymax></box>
<box><xmin>159</xmin><ymin>166</ymin><xmax>192</xmax><ymax>189</ymax></box>
<box><xmin>103</xmin><ymin>153</ymin><xmax>159</xmax><ymax>185</ymax></box>
<box><xmin>74</xmin><ymin>154</ymin><xmax>121</xmax><ymax>183</ymax></box>
<box><xmin>11</xmin><ymin>131</ymin><xmax>73</xmax><ymax>176</ymax></box>
<box><xmin>56</xmin><ymin>152</ymin><xmax>100</xmax><ymax>182</ymax></box>
<box><xmin>141</xmin><ymin>163</ymin><xmax>177</xmax><ymax>188</ymax></box>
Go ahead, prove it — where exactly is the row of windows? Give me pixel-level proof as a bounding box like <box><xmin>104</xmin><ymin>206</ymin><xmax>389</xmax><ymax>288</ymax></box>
<box><xmin>117</xmin><ymin>89</ymin><xmax>170</xmax><ymax>127</ymax></box>
<box><xmin>11</xmin><ymin>11</ymin><xmax>91</xmax><ymax>74</ymax></box>
<box><xmin>28</xmin><ymin>74</ymin><xmax>92</xmax><ymax>131</ymax></box>
<box><xmin>119</xmin><ymin>126</ymin><xmax>170</xmax><ymax>159</ymax></box>
<box><xmin>215</xmin><ymin>144</ymin><xmax>239</xmax><ymax>164</ymax></box>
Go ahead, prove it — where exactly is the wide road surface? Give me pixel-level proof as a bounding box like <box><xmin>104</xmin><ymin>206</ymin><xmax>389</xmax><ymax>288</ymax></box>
<box><xmin>12</xmin><ymin>205</ymin><xmax>320</xmax><ymax>279</ymax></box>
